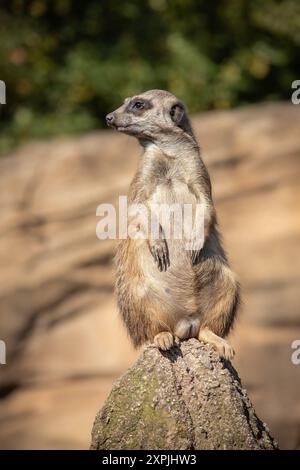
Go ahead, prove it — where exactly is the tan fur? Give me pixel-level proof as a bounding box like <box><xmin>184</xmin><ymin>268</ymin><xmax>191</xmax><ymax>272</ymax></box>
<box><xmin>107</xmin><ymin>90</ymin><xmax>240</xmax><ymax>359</ymax></box>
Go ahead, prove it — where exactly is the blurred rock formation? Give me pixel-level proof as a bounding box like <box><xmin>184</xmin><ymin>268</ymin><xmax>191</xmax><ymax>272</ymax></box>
<box><xmin>0</xmin><ymin>102</ymin><xmax>299</xmax><ymax>449</ymax></box>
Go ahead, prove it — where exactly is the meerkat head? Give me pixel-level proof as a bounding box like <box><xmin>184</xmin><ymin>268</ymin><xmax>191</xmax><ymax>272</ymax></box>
<box><xmin>106</xmin><ymin>90</ymin><xmax>195</xmax><ymax>146</ymax></box>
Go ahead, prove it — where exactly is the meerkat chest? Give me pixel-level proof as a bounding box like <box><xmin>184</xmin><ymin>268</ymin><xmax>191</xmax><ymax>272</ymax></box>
<box><xmin>150</xmin><ymin>167</ymin><xmax>196</xmax><ymax>205</ymax></box>
<box><xmin>142</xmin><ymin>146</ymin><xmax>197</xmax><ymax>205</ymax></box>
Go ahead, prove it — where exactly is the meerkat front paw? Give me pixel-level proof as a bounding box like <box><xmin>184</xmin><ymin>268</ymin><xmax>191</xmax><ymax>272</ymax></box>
<box><xmin>149</xmin><ymin>239</ymin><xmax>170</xmax><ymax>272</ymax></box>
<box><xmin>154</xmin><ymin>332</ymin><xmax>174</xmax><ymax>350</ymax></box>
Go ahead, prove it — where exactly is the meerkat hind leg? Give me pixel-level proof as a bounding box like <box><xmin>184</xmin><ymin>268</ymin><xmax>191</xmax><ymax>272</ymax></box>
<box><xmin>198</xmin><ymin>327</ymin><xmax>235</xmax><ymax>360</ymax></box>
<box><xmin>154</xmin><ymin>332</ymin><xmax>174</xmax><ymax>351</ymax></box>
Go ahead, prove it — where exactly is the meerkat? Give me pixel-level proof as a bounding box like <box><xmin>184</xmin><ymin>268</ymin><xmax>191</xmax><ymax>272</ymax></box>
<box><xmin>106</xmin><ymin>90</ymin><xmax>240</xmax><ymax>359</ymax></box>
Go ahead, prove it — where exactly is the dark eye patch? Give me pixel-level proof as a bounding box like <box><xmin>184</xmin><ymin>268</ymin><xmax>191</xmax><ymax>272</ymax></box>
<box><xmin>126</xmin><ymin>98</ymin><xmax>152</xmax><ymax>114</ymax></box>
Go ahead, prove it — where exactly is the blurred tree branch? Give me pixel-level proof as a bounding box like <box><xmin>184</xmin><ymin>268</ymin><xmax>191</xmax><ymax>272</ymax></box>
<box><xmin>1</xmin><ymin>0</ymin><xmax>299</xmax><ymax>155</ymax></box>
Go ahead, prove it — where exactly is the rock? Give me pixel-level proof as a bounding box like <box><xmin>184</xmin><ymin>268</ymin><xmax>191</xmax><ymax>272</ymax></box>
<box><xmin>91</xmin><ymin>339</ymin><xmax>278</xmax><ymax>450</ymax></box>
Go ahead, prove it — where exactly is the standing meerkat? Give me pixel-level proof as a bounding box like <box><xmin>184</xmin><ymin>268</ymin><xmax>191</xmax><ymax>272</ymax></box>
<box><xmin>106</xmin><ymin>90</ymin><xmax>240</xmax><ymax>359</ymax></box>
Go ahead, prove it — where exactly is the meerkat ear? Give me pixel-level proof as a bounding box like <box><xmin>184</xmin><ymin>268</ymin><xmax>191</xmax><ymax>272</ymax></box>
<box><xmin>170</xmin><ymin>104</ymin><xmax>185</xmax><ymax>126</ymax></box>
<box><xmin>170</xmin><ymin>103</ymin><xmax>193</xmax><ymax>135</ymax></box>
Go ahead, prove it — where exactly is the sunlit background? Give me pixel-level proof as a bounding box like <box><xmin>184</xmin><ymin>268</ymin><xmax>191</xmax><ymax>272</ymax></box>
<box><xmin>0</xmin><ymin>0</ymin><xmax>300</xmax><ymax>449</ymax></box>
<box><xmin>1</xmin><ymin>0</ymin><xmax>299</xmax><ymax>154</ymax></box>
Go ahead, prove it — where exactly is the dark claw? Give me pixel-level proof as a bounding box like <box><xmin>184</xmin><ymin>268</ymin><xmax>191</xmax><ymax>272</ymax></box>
<box><xmin>150</xmin><ymin>241</ymin><xmax>170</xmax><ymax>272</ymax></box>
<box><xmin>158</xmin><ymin>252</ymin><xmax>163</xmax><ymax>271</ymax></box>
<box><xmin>163</xmin><ymin>252</ymin><xmax>167</xmax><ymax>271</ymax></box>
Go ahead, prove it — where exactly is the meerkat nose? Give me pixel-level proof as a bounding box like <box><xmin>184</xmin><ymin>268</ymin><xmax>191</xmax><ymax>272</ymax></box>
<box><xmin>106</xmin><ymin>113</ymin><xmax>115</xmax><ymax>125</ymax></box>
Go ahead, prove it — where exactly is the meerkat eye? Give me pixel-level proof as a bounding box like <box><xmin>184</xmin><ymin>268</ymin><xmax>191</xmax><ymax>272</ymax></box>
<box><xmin>132</xmin><ymin>101</ymin><xmax>144</xmax><ymax>110</ymax></box>
<box><xmin>170</xmin><ymin>106</ymin><xmax>176</xmax><ymax>118</ymax></box>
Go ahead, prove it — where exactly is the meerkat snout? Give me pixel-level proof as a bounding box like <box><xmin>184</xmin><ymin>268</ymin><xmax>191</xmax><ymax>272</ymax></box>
<box><xmin>105</xmin><ymin>113</ymin><xmax>115</xmax><ymax>125</ymax></box>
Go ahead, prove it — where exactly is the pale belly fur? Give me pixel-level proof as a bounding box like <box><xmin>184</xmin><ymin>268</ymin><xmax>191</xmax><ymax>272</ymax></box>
<box><xmin>132</xmin><ymin>180</ymin><xmax>202</xmax><ymax>335</ymax></box>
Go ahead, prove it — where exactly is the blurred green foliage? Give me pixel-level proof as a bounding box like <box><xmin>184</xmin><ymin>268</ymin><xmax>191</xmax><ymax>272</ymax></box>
<box><xmin>0</xmin><ymin>0</ymin><xmax>299</xmax><ymax>154</ymax></box>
